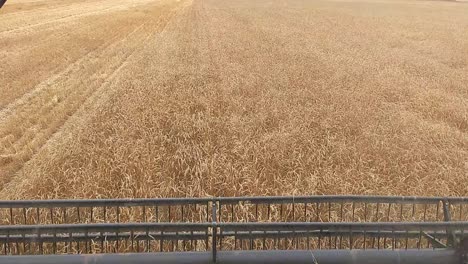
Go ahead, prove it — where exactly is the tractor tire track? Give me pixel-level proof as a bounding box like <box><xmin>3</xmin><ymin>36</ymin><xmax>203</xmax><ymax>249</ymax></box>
<box><xmin>0</xmin><ymin>24</ymin><xmax>137</xmax><ymax>119</ymax></box>
<box><xmin>0</xmin><ymin>0</ymin><xmax>156</xmax><ymax>34</ymax></box>
<box><xmin>0</xmin><ymin>3</ymin><xmax>155</xmax><ymax>108</ymax></box>
<box><xmin>0</xmin><ymin>0</ymin><xmax>185</xmax><ymax>187</ymax></box>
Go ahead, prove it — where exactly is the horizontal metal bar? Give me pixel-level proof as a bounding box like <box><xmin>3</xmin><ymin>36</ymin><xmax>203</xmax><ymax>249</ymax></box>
<box><xmin>1</xmin><ymin>196</ymin><xmax>467</xmax><ymax>209</ymax></box>
<box><xmin>0</xmin><ymin>232</ymin><xmax>209</xmax><ymax>243</ymax></box>
<box><xmin>0</xmin><ymin>230</ymin><xmax>457</xmax><ymax>244</ymax></box>
<box><xmin>2</xmin><ymin>222</ymin><xmax>467</xmax><ymax>235</ymax></box>
<box><xmin>217</xmin><ymin>195</ymin><xmax>468</xmax><ymax>205</ymax></box>
<box><xmin>219</xmin><ymin>230</ymin><xmax>465</xmax><ymax>240</ymax></box>
<box><xmin>0</xmin><ymin>198</ymin><xmax>213</xmax><ymax>208</ymax></box>
<box><xmin>0</xmin><ymin>223</ymin><xmax>211</xmax><ymax>235</ymax></box>
<box><xmin>1</xmin><ymin>230</ymin><xmax>462</xmax><ymax>246</ymax></box>
<box><xmin>2</xmin><ymin>222</ymin><xmax>466</xmax><ymax>244</ymax></box>
<box><xmin>219</xmin><ymin>221</ymin><xmax>468</xmax><ymax>232</ymax></box>
<box><xmin>4</xmin><ymin>222</ymin><xmax>467</xmax><ymax>235</ymax></box>
<box><xmin>0</xmin><ymin>250</ymin><xmax>460</xmax><ymax>264</ymax></box>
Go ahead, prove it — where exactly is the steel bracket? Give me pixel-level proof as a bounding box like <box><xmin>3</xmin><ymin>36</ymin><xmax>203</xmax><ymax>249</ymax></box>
<box><xmin>459</xmin><ymin>238</ymin><xmax>468</xmax><ymax>264</ymax></box>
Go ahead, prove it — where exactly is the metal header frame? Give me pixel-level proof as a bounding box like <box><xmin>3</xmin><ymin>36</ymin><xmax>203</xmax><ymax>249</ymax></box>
<box><xmin>0</xmin><ymin>195</ymin><xmax>467</xmax><ymax>263</ymax></box>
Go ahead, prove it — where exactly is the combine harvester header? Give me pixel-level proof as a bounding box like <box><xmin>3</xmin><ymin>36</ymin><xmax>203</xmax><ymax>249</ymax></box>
<box><xmin>0</xmin><ymin>195</ymin><xmax>467</xmax><ymax>263</ymax></box>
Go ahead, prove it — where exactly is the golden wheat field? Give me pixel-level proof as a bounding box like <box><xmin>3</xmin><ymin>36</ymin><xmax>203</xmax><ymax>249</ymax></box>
<box><xmin>0</xmin><ymin>0</ymin><xmax>467</xmax><ymax>200</ymax></box>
